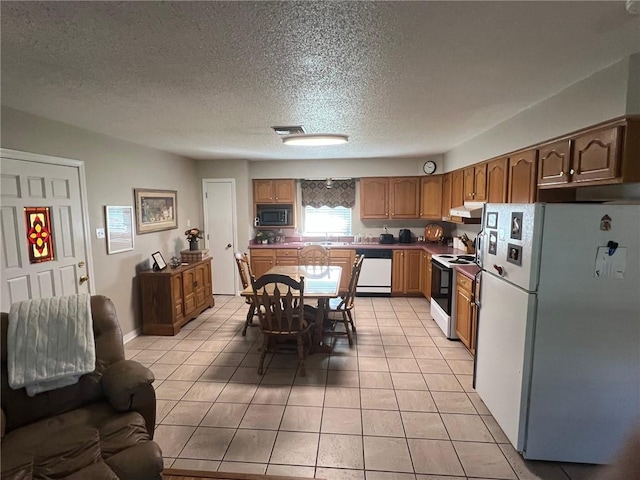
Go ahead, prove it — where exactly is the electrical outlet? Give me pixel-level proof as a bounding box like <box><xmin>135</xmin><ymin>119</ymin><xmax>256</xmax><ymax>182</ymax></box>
<box><xmin>96</xmin><ymin>228</ymin><xmax>105</xmax><ymax>239</ymax></box>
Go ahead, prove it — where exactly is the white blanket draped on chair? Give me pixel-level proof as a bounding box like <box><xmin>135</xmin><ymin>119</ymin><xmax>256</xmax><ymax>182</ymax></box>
<box><xmin>7</xmin><ymin>293</ymin><xmax>95</xmax><ymax>396</ymax></box>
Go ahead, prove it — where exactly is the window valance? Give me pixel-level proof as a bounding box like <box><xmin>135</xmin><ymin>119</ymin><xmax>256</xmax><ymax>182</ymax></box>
<box><xmin>301</xmin><ymin>179</ymin><xmax>356</xmax><ymax>208</ymax></box>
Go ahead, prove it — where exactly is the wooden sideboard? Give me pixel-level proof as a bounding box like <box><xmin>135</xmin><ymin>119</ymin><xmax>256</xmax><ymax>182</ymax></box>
<box><xmin>138</xmin><ymin>257</ymin><xmax>214</xmax><ymax>335</ymax></box>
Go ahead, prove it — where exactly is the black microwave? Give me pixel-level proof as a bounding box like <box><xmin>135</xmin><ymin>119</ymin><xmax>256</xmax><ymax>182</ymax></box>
<box><xmin>257</xmin><ymin>206</ymin><xmax>291</xmax><ymax>226</ymax></box>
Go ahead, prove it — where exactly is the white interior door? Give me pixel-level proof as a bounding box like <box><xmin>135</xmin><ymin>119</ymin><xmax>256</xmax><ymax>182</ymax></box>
<box><xmin>1</xmin><ymin>150</ymin><xmax>94</xmax><ymax>310</ymax></box>
<box><xmin>203</xmin><ymin>179</ymin><xmax>237</xmax><ymax>295</ymax></box>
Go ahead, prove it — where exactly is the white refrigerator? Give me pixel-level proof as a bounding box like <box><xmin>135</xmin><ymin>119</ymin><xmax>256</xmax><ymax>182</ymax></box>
<box><xmin>475</xmin><ymin>203</ymin><xmax>640</xmax><ymax>464</ymax></box>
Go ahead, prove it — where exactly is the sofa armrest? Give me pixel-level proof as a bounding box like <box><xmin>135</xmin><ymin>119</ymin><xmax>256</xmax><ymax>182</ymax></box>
<box><xmin>101</xmin><ymin>360</ymin><xmax>157</xmax><ymax>437</ymax></box>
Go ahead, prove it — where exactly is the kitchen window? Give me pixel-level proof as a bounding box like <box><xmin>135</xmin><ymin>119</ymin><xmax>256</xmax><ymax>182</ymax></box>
<box><xmin>304</xmin><ymin>206</ymin><xmax>352</xmax><ymax>235</ymax></box>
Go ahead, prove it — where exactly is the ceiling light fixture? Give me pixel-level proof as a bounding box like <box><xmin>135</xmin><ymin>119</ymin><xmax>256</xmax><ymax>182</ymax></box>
<box><xmin>282</xmin><ymin>133</ymin><xmax>349</xmax><ymax>146</ymax></box>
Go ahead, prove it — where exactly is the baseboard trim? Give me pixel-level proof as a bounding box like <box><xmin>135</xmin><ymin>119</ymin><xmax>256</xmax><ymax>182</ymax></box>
<box><xmin>123</xmin><ymin>327</ymin><xmax>141</xmax><ymax>344</ymax></box>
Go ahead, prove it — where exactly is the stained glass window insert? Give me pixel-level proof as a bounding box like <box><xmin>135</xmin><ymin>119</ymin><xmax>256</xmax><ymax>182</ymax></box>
<box><xmin>25</xmin><ymin>207</ymin><xmax>54</xmax><ymax>263</ymax></box>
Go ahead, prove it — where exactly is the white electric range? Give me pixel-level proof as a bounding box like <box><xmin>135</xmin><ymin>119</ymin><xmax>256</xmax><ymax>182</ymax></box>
<box><xmin>430</xmin><ymin>253</ymin><xmax>476</xmax><ymax>338</ymax></box>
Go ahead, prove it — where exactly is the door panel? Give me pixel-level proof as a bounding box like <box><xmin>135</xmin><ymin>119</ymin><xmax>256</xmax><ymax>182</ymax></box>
<box><xmin>1</xmin><ymin>155</ymin><xmax>92</xmax><ymax>308</ymax></box>
<box><xmin>204</xmin><ymin>179</ymin><xmax>237</xmax><ymax>295</ymax></box>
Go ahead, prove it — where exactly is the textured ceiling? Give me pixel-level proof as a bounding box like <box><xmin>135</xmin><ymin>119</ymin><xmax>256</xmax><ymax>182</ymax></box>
<box><xmin>2</xmin><ymin>1</ymin><xmax>639</xmax><ymax>161</ymax></box>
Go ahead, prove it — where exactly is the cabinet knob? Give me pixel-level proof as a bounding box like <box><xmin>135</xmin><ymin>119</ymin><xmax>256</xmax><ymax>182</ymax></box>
<box><xmin>559</xmin><ymin>171</ymin><xmax>564</xmax><ymax>176</ymax></box>
<box><xmin>569</xmin><ymin>168</ymin><xmax>575</xmax><ymax>175</ymax></box>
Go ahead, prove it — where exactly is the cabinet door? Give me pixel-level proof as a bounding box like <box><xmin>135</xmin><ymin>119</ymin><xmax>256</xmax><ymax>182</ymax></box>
<box><xmin>250</xmin><ymin>250</ymin><xmax>275</xmax><ymax>278</ymax></box>
<box><xmin>182</xmin><ymin>267</ymin><xmax>197</xmax><ymax>317</ymax></box>
<box><xmin>390</xmin><ymin>177</ymin><xmax>420</xmax><ymax>219</ymax></box>
<box><xmin>441</xmin><ymin>173</ymin><xmax>452</xmax><ymax>220</ymax></box>
<box><xmin>538</xmin><ymin>140</ymin><xmax>570</xmax><ymax>187</ymax></box>
<box><xmin>329</xmin><ymin>249</ymin><xmax>355</xmax><ymax>293</ymax></box>
<box><xmin>474</xmin><ymin>163</ymin><xmax>488</xmax><ymax>202</ymax></box>
<box><xmin>463</xmin><ymin>167</ymin><xmax>475</xmax><ymax>201</ymax></box>
<box><xmin>508</xmin><ymin>149</ymin><xmax>538</xmax><ymax>203</ymax></box>
<box><xmin>194</xmin><ymin>263</ymin><xmax>207</xmax><ymax>308</ymax></box>
<box><xmin>274</xmin><ymin>179</ymin><xmax>296</xmax><ymax>203</ymax></box>
<box><xmin>171</xmin><ymin>274</ymin><xmax>185</xmax><ymax>321</ymax></box>
<box><xmin>404</xmin><ymin>250</ymin><xmax>423</xmax><ymax>294</ymax></box>
<box><xmin>360</xmin><ymin>178</ymin><xmax>389</xmax><ymax>219</ymax></box>
<box><xmin>392</xmin><ymin>251</ymin><xmax>405</xmax><ymax>293</ymax></box>
<box><xmin>420</xmin><ymin>176</ymin><xmax>443</xmax><ymax>219</ymax></box>
<box><xmin>450</xmin><ymin>170</ymin><xmax>464</xmax><ymax>208</ymax></box>
<box><xmin>455</xmin><ymin>284</ymin><xmax>472</xmax><ymax>349</ymax></box>
<box><xmin>571</xmin><ymin>126</ymin><xmax>620</xmax><ymax>183</ymax></box>
<box><xmin>276</xmin><ymin>249</ymin><xmax>299</xmax><ymax>266</ymax></box>
<box><xmin>486</xmin><ymin>157</ymin><xmax>508</xmax><ymax>203</ymax></box>
<box><xmin>253</xmin><ymin>179</ymin><xmax>274</xmax><ymax>203</ymax></box>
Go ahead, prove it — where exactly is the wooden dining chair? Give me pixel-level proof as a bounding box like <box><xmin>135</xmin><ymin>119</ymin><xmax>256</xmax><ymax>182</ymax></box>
<box><xmin>327</xmin><ymin>254</ymin><xmax>364</xmax><ymax>346</ymax></box>
<box><xmin>250</xmin><ymin>273</ymin><xmax>313</xmax><ymax>376</ymax></box>
<box><xmin>298</xmin><ymin>244</ymin><xmax>329</xmax><ymax>266</ymax></box>
<box><xmin>234</xmin><ymin>252</ymin><xmax>257</xmax><ymax>336</ymax></box>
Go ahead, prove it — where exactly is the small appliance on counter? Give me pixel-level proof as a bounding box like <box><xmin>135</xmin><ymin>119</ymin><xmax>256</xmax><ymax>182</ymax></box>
<box><xmin>399</xmin><ymin>229</ymin><xmax>414</xmax><ymax>243</ymax></box>
<box><xmin>379</xmin><ymin>226</ymin><xmax>395</xmax><ymax>244</ymax></box>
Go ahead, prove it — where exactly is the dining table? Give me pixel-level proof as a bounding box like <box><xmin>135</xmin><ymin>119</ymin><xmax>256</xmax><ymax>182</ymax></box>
<box><xmin>240</xmin><ymin>264</ymin><xmax>342</xmax><ymax>352</ymax></box>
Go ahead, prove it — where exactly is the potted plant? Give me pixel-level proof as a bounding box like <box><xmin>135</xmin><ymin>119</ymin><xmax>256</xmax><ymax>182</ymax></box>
<box><xmin>185</xmin><ymin>228</ymin><xmax>203</xmax><ymax>251</ymax></box>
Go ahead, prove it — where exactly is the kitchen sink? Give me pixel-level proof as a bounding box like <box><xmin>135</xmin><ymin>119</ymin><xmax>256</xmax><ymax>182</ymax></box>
<box><xmin>303</xmin><ymin>241</ymin><xmax>350</xmax><ymax>246</ymax></box>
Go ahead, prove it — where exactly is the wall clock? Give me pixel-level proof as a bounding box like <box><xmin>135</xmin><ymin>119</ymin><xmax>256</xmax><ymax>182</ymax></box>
<box><xmin>423</xmin><ymin>161</ymin><xmax>437</xmax><ymax>175</ymax></box>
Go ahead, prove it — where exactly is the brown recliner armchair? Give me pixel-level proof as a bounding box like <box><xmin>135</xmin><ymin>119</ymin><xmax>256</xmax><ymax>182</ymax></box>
<box><xmin>0</xmin><ymin>295</ymin><xmax>163</xmax><ymax>480</ymax></box>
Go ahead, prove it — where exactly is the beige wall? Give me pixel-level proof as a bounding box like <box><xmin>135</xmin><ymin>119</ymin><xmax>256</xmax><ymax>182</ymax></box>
<box><xmin>196</xmin><ymin>155</ymin><xmax>448</xmax><ymax>248</ymax></box>
<box><xmin>196</xmin><ymin>159</ymin><xmax>253</xmax><ymax>250</ymax></box>
<box><xmin>444</xmin><ymin>56</ymin><xmax>634</xmax><ymax>171</ymax></box>
<box><xmin>1</xmin><ymin>106</ymin><xmax>202</xmax><ymax>336</ymax></box>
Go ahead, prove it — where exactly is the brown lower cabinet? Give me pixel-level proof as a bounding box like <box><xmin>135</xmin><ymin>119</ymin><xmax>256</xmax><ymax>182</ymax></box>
<box><xmin>250</xmin><ymin>249</ymin><xmax>276</xmax><ymax>278</ymax></box>
<box><xmin>250</xmin><ymin>248</ymin><xmax>354</xmax><ymax>293</ymax></box>
<box><xmin>455</xmin><ymin>271</ymin><xmax>477</xmax><ymax>355</ymax></box>
<box><xmin>139</xmin><ymin>258</ymin><xmax>214</xmax><ymax>335</ymax></box>
<box><xmin>392</xmin><ymin>250</ymin><xmax>422</xmax><ymax>295</ymax></box>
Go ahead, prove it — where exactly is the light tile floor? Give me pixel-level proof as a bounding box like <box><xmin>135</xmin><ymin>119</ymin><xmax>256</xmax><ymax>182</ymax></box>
<box><xmin>127</xmin><ymin>295</ymin><xmax>605</xmax><ymax>480</ymax></box>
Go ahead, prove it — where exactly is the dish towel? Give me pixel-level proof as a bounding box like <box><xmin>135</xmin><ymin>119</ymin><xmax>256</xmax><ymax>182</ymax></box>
<box><xmin>7</xmin><ymin>293</ymin><xmax>95</xmax><ymax>397</ymax></box>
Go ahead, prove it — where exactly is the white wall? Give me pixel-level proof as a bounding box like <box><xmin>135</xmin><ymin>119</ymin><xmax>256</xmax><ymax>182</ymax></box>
<box><xmin>1</xmin><ymin>106</ymin><xmax>202</xmax><ymax>336</ymax></box>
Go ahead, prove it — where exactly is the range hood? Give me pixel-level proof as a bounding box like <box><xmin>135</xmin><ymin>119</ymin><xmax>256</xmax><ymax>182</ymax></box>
<box><xmin>450</xmin><ymin>201</ymin><xmax>485</xmax><ymax>218</ymax></box>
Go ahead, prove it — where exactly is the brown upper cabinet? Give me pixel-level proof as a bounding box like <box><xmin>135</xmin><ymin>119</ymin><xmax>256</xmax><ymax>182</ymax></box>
<box><xmin>441</xmin><ymin>173</ymin><xmax>452</xmax><ymax>221</ymax></box>
<box><xmin>360</xmin><ymin>177</ymin><xmax>421</xmax><ymax>219</ymax></box>
<box><xmin>538</xmin><ymin>122</ymin><xmax>640</xmax><ymax>188</ymax></box>
<box><xmin>463</xmin><ymin>163</ymin><xmax>487</xmax><ymax>202</ymax></box>
<box><xmin>253</xmin><ymin>179</ymin><xmax>296</xmax><ymax>204</ymax></box>
<box><xmin>486</xmin><ymin>157</ymin><xmax>509</xmax><ymax>203</ymax></box>
<box><xmin>450</xmin><ymin>169</ymin><xmax>465</xmax><ymax>208</ymax></box>
<box><xmin>508</xmin><ymin>149</ymin><xmax>538</xmax><ymax>203</ymax></box>
<box><xmin>360</xmin><ymin>177</ymin><xmax>389</xmax><ymax>219</ymax></box>
<box><xmin>390</xmin><ymin>177</ymin><xmax>421</xmax><ymax>219</ymax></box>
<box><xmin>420</xmin><ymin>176</ymin><xmax>443</xmax><ymax>219</ymax></box>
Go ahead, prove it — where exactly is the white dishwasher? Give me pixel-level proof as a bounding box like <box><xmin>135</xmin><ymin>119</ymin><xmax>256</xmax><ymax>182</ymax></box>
<box><xmin>355</xmin><ymin>248</ymin><xmax>393</xmax><ymax>296</ymax></box>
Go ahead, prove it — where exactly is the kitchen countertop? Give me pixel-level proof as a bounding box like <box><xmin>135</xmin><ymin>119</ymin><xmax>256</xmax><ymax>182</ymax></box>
<box><xmin>249</xmin><ymin>241</ymin><xmax>466</xmax><ymax>256</ymax></box>
<box><xmin>456</xmin><ymin>264</ymin><xmax>481</xmax><ymax>279</ymax></box>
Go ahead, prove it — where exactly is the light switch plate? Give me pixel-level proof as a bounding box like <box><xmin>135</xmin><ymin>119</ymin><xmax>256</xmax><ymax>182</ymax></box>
<box><xmin>96</xmin><ymin>228</ymin><xmax>105</xmax><ymax>239</ymax></box>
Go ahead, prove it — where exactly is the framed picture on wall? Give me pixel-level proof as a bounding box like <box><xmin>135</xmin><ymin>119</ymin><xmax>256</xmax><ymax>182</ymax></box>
<box><xmin>134</xmin><ymin>189</ymin><xmax>178</xmax><ymax>234</ymax></box>
<box><xmin>105</xmin><ymin>205</ymin><xmax>134</xmax><ymax>254</ymax></box>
